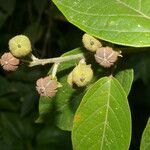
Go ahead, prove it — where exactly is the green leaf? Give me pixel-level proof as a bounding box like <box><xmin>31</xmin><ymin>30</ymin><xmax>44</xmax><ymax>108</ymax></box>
<box><xmin>115</xmin><ymin>69</ymin><xmax>134</xmax><ymax>95</ymax></box>
<box><xmin>36</xmin><ymin>96</ymin><xmax>53</xmax><ymax>123</ymax></box>
<box><xmin>140</xmin><ymin>118</ymin><xmax>150</xmax><ymax>150</ymax></box>
<box><xmin>52</xmin><ymin>0</ymin><xmax>150</xmax><ymax>47</ymax></box>
<box><xmin>72</xmin><ymin>77</ymin><xmax>131</xmax><ymax>150</ymax></box>
<box><xmin>38</xmin><ymin>47</ymin><xmax>104</xmax><ymax>130</ymax></box>
<box><xmin>53</xmin><ymin>48</ymin><xmax>106</xmax><ymax>131</ymax></box>
<box><xmin>37</xmin><ymin>48</ymin><xmax>86</xmax><ymax>129</ymax></box>
<box><xmin>36</xmin><ymin>126</ymin><xmax>69</xmax><ymax>145</ymax></box>
<box><xmin>36</xmin><ymin>127</ymin><xmax>72</xmax><ymax>150</ymax></box>
<box><xmin>51</xmin><ymin>48</ymin><xmax>86</xmax><ymax>130</ymax></box>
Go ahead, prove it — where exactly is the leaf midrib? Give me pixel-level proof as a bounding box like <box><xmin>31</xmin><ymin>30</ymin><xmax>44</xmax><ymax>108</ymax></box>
<box><xmin>100</xmin><ymin>80</ymin><xmax>111</xmax><ymax>150</ymax></box>
<box><xmin>54</xmin><ymin>0</ymin><xmax>150</xmax><ymax>20</ymax></box>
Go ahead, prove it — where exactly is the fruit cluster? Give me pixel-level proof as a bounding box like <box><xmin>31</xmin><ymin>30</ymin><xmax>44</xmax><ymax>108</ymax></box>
<box><xmin>82</xmin><ymin>34</ymin><xmax>121</xmax><ymax>68</ymax></box>
<box><xmin>0</xmin><ymin>34</ymin><xmax>122</xmax><ymax>97</ymax></box>
<box><xmin>0</xmin><ymin>35</ymin><xmax>31</xmax><ymax>71</ymax></box>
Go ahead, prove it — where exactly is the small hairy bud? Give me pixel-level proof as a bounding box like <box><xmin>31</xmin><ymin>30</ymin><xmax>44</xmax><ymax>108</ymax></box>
<box><xmin>82</xmin><ymin>33</ymin><xmax>102</xmax><ymax>52</ymax></box>
<box><xmin>36</xmin><ymin>76</ymin><xmax>58</xmax><ymax>97</ymax></box>
<box><xmin>9</xmin><ymin>35</ymin><xmax>32</xmax><ymax>58</ymax></box>
<box><xmin>0</xmin><ymin>52</ymin><xmax>20</xmax><ymax>71</ymax></box>
<box><xmin>94</xmin><ymin>47</ymin><xmax>120</xmax><ymax>68</ymax></box>
<box><xmin>67</xmin><ymin>60</ymin><xmax>93</xmax><ymax>87</ymax></box>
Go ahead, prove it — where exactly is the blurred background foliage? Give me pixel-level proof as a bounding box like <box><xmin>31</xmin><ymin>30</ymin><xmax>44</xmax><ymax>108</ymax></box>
<box><xmin>0</xmin><ymin>0</ymin><xmax>149</xmax><ymax>150</ymax></box>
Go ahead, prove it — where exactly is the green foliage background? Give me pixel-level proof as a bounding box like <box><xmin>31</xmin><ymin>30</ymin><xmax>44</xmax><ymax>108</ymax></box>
<box><xmin>0</xmin><ymin>0</ymin><xmax>149</xmax><ymax>150</ymax></box>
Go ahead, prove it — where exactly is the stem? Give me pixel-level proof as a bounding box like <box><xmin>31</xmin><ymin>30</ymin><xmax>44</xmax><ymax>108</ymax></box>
<box><xmin>28</xmin><ymin>53</ymin><xmax>84</xmax><ymax>67</ymax></box>
<box><xmin>52</xmin><ymin>63</ymin><xmax>60</xmax><ymax>78</ymax></box>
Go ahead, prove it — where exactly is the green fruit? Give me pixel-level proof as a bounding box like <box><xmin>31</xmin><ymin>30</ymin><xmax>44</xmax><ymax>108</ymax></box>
<box><xmin>82</xmin><ymin>33</ymin><xmax>102</xmax><ymax>52</ymax></box>
<box><xmin>69</xmin><ymin>61</ymin><xmax>93</xmax><ymax>87</ymax></box>
<box><xmin>9</xmin><ymin>35</ymin><xmax>32</xmax><ymax>58</ymax></box>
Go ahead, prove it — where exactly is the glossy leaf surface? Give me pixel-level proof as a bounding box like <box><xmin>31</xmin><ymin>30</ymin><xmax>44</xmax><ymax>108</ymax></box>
<box><xmin>72</xmin><ymin>77</ymin><xmax>131</xmax><ymax>150</ymax></box>
<box><xmin>53</xmin><ymin>0</ymin><xmax>150</xmax><ymax>47</ymax></box>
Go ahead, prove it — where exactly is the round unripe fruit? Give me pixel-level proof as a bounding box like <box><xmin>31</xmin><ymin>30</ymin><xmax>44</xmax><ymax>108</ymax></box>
<box><xmin>67</xmin><ymin>61</ymin><xmax>93</xmax><ymax>87</ymax></box>
<box><xmin>94</xmin><ymin>47</ymin><xmax>120</xmax><ymax>68</ymax></box>
<box><xmin>0</xmin><ymin>52</ymin><xmax>20</xmax><ymax>71</ymax></box>
<box><xmin>9</xmin><ymin>35</ymin><xmax>32</xmax><ymax>58</ymax></box>
<box><xmin>82</xmin><ymin>33</ymin><xmax>102</xmax><ymax>52</ymax></box>
<box><xmin>36</xmin><ymin>75</ymin><xmax>58</xmax><ymax>97</ymax></box>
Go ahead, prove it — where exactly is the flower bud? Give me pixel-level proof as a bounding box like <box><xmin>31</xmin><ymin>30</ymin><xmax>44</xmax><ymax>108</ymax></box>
<box><xmin>0</xmin><ymin>52</ymin><xmax>20</xmax><ymax>71</ymax></box>
<box><xmin>9</xmin><ymin>35</ymin><xmax>32</xmax><ymax>58</ymax></box>
<box><xmin>67</xmin><ymin>61</ymin><xmax>93</xmax><ymax>87</ymax></box>
<box><xmin>36</xmin><ymin>76</ymin><xmax>58</xmax><ymax>97</ymax></box>
<box><xmin>94</xmin><ymin>47</ymin><xmax>121</xmax><ymax>68</ymax></box>
<box><xmin>82</xmin><ymin>33</ymin><xmax>102</xmax><ymax>52</ymax></box>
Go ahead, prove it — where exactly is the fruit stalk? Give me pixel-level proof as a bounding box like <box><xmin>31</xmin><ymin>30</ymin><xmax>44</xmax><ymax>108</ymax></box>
<box><xmin>28</xmin><ymin>53</ymin><xmax>84</xmax><ymax>67</ymax></box>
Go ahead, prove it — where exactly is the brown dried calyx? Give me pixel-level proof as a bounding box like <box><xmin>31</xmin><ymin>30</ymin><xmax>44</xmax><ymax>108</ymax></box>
<box><xmin>0</xmin><ymin>52</ymin><xmax>20</xmax><ymax>71</ymax></box>
<box><xmin>36</xmin><ymin>75</ymin><xmax>58</xmax><ymax>97</ymax></box>
<box><xmin>94</xmin><ymin>47</ymin><xmax>121</xmax><ymax>68</ymax></box>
